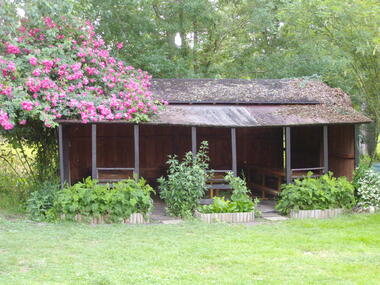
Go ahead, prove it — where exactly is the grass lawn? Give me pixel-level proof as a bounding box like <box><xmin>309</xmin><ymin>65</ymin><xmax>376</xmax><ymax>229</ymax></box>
<box><xmin>0</xmin><ymin>213</ymin><xmax>379</xmax><ymax>285</ymax></box>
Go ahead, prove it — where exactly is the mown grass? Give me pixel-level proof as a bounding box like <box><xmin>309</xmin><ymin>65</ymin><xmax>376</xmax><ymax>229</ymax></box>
<box><xmin>0</xmin><ymin>213</ymin><xmax>379</xmax><ymax>285</ymax></box>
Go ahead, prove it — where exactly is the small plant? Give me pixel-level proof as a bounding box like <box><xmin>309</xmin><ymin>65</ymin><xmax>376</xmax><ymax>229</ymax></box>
<box><xmin>26</xmin><ymin>181</ymin><xmax>60</xmax><ymax>221</ymax></box>
<box><xmin>52</xmin><ymin>177</ymin><xmax>154</xmax><ymax>222</ymax></box>
<box><xmin>199</xmin><ymin>173</ymin><xmax>260</xmax><ymax>215</ymax></box>
<box><xmin>356</xmin><ymin>169</ymin><xmax>380</xmax><ymax>209</ymax></box>
<box><xmin>275</xmin><ymin>172</ymin><xmax>355</xmax><ymax>215</ymax></box>
<box><xmin>158</xmin><ymin>141</ymin><xmax>209</xmax><ymax>218</ymax></box>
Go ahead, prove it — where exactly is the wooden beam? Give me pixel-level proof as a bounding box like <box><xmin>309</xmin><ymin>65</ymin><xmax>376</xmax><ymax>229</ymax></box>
<box><xmin>231</xmin><ymin>128</ymin><xmax>237</xmax><ymax>176</ymax></box>
<box><xmin>58</xmin><ymin>125</ymin><xmax>65</xmax><ymax>188</ymax></box>
<box><xmin>285</xmin><ymin>127</ymin><xmax>292</xmax><ymax>184</ymax></box>
<box><xmin>62</xmin><ymin>125</ymin><xmax>71</xmax><ymax>185</ymax></box>
<box><xmin>323</xmin><ymin>125</ymin><xmax>329</xmax><ymax>173</ymax></box>
<box><xmin>91</xmin><ymin>124</ymin><xmax>97</xmax><ymax>179</ymax></box>
<box><xmin>354</xmin><ymin>124</ymin><xmax>360</xmax><ymax>167</ymax></box>
<box><xmin>134</xmin><ymin>124</ymin><xmax>140</xmax><ymax>179</ymax></box>
<box><xmin>191</xmin><ymin>126</ymin><xmax>197</xmax><ymax>156</ymax></box>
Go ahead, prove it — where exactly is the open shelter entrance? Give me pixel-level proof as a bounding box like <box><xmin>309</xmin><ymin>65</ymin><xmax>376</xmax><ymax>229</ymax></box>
<box><xmin>59</xmin><ymin>122</ymin><xmax>357</xmax><ymax>199</ymax></box>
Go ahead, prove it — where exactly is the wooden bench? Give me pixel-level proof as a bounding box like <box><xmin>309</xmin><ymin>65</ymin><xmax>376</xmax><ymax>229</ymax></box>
<box><xmin>206</xmin><ymin>170</ymin><xmax>233</xmax><ymax>198</ymax></box>
<box><xmin>97</xmin><ymin>167</ymin><xmax>135</xmax><ymax>183</ymax></box>
<box><xmin>244</xmin><ymin>165</ymin><xmax>325</xmax><ymax>198</ymax></box>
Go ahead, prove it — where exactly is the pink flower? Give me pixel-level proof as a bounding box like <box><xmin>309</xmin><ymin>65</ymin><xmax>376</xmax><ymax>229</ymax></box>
<box><xmin>44</xmin><ymin>17</ymin><xmax>56</xmax><ymax>28</ymax></box>
<box><xmin>32</xmin><ymin>69</ymin><xmax>42</xmax><ymax>76</ymax></box>
<box><xmin>21</xmin><ymin>101</ymin><xmax>34</xmax><ymax>111</ymax></box>
<box><xmin>29</xmin><ymin>57</ymin><xmax>38</xmax><ymax>66</ymax></box>
<box><xmin>116</xmin><ymin>42</ymin><xmax>123</xmax><ymax>49</ymax></box>
<box><xmin>19</xmin><ymin>120</ymin><xmax>27</xmax><ymax>125</ymax></box>
<box><xmin>5</xmin><ymin>43</ymin><xmax>21</xmax><ymax>55</ymax></box>
<box><xmin>7</xmin><ymin>61</ymin><xmax>16</xmax><ymax>72</ymax></box>
<box><xmin>0</xmin><ymin>110</ymin><xmax>14</xmax><ymax>130</ymax></box>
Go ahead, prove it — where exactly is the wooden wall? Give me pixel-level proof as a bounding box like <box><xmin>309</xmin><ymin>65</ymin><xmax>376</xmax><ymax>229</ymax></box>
<box><xmin>291</xmin><ymin>126</ymin><xmax>323</xmax><ymax>169</ymax></box>
<box><xmin>67</xmin><ymin>124</ymin><xmax>91</xmax><ymax>183</ymax></box>
<box><xmin>197</xmin><ymin>127</ymin><xmax>232</xmax><ymax>170</ymax></box>
<box><xmin>65</xmin><ymin>123</ymin><xmax>356</xmax><ymax>185</ymax></box>
<box><xmin>139</xmin><ymin>125</ymin><xmax>191</xmax><ymax>185</ymax></box>
<box><xmin>328</xmin><ymin>125</ymin><xmax>355</xmax><ymax>179</ymax></box>
<box><xmin>237</xmin><ymin>127</ymin><xmax>283</xmax><ymax>169</ymax></box>
<box><xmin>67</xmin><ymin>124</ymin><xmax>285</xmax><ymax>184</ymax></box>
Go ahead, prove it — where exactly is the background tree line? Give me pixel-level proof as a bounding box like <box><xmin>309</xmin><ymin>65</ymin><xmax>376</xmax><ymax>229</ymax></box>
<box><xmin>1</xmin><ymin>0</ymin><xmax>380</xmax><ymax>156</ymax></box>
<box><xmin>80</xmin><ymin>0</ymin><xmax>380</xmax><ymax>156</ymax></box>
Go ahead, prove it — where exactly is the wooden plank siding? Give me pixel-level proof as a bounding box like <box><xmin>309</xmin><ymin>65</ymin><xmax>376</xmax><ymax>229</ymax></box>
<box><xmin>64</xmin><ymin>123</ymin><xmax>356</xmax><ymax>186</ymax></box>
<box><xmin>328</xmin><ymin>124</ymin><xmax>355</xmax><ymax>180</ymax></box>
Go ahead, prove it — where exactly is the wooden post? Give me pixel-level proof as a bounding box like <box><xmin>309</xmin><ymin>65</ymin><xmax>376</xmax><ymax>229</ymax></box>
<box><xmin>192</xmin><ymin>126</ymin><xmax>197</xmax><ymax>156</ymax></box>
<box><xmin>58</xmin><ymin>125</ymin><xmax>65</xmax><ymax>188</ymax></box>
<box><xmin>63</xmin><ymin>127</ymin><xmax>70</xmax><ymax>185</ymax></box>
<box><xmin>91</xmin><ymin>124</ymin><xmax>97</xmax><ymax>179</ymax></box>
<box><xmin>285</xmin><ymin>127</ymin><xmax>292</xmax><ymax>184</ymax></box>
<box><xmin>134</xmin><ymin>124</ymin><xmax>140</xmax><ymax>179</ymax></box>
<box><xmin>231</xmin><ymin>128</ymin><xmax>237</xmax><ymax>176</ymax></box>
<box><xmin>58</xmin><ymin>124</ymin><xmax>71</xmax><ymax>188</ymax></box>
<box><xmin>323</xmin><ymin>125</ymin><xmax>329</xmax><ymax>173</ymax></box>
<box><xmin>354</xmin><ymin>124</ymin><xmax>360</xmax><ymax>167</ymax></box>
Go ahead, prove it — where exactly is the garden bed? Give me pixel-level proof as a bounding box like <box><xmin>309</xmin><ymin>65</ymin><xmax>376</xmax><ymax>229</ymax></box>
<box><xmin>290</xmin><ymin>208</ymin><xmax>344</xmax><ymax>219</ymax></box>
<box><xmin>62</xmin><ymin>213</ymin><xmax>148</xmax><ymax>224</ymax></box>
<box><xmin>195</xmin><ymin>210</ymin><xmax>255</xmax><ymax>223</ymax></box>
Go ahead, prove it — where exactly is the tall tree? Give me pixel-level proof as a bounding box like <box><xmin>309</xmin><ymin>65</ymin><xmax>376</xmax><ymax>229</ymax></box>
<box><xmin>282</xmin><ymin>0</ymin><xmax>380</xmax><ymax>156</ymax></box>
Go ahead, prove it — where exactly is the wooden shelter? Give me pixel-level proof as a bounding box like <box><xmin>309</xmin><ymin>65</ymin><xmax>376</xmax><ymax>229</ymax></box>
<box><xmin>57</xmin><ymin>78</ymin><xmax>371</xmax><ymax>197</ymax></box>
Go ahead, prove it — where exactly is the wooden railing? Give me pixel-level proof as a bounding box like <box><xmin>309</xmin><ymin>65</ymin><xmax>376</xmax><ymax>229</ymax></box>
<box><xmin>96</xmin><ymin>167</ymin><xmax>135</xmax><ymax>183</ymax></box>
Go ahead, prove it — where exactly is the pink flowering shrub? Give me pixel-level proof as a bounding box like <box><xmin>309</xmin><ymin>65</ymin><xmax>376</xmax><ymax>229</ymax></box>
<box><xmin>0</xmin><ymin>16</ymin><xmax>166</xmax><ymax>130</ymax></box>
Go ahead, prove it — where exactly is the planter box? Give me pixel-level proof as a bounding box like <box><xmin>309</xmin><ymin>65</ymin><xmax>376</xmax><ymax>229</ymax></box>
<box><xmin>62</xmin><ymin>213</ymin><xmax>148</xmax><ymax>224</ymax></box>
<box><xmin>195</xmin><ymin>210</ymin><xmax>255</xmax><ymax>223</ymax></box>
<box><xmin>355</xmin><ymin>206</ymin><xmax>379</xmax><ymax>214</ymax></box>
<box><xmin>290</xmin><ymin>208</ymin><xmax>344</xmax><ymax>219</ymax></box>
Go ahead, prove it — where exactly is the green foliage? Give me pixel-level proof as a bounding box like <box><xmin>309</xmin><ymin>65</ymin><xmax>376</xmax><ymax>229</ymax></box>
<box><xmin>199</xmin><ymin>173</ymin><xmax>260</xmax><ymax>215</ymax></box>
<box><xmin>352</xmin><ymin>156</ymin><xmax>372</xmax><ymax>191</ymax></box>
<box><xmin>158</xmin><ymin>141</ymin><xmax>209</xmax><ymax>218</ymax></box>
<box><xmin>0</xmin><ymin>138</ymin><xmax>51</xmax><ymax>214</ymax></box>
<box><xmin>275</xmin><ymin>172</ymin><xmax>356</xmax><ymax>215</ymax></box>
<box><xmin>26</xmin><ymin>181</ymin><xmax>60</xmax><ymax>221</ymax></box>
<box><xmin>199</xmin><ymin>197</ymin><xmax>258</xmax><ymax>215</ymax></box>
<box><xmin>283</xmin><ymin>0</ymin><xmax>380</xmax><ymax>154</ymax></box>
<box><xmin>356</xmin><ymin>169</ymin><xmax>380</xmax><ymax>209</ymax></box>
<box><xmin>52</xmin><ymin>177</ymin><xmax>154</xmax><ymax>222</ymax></box>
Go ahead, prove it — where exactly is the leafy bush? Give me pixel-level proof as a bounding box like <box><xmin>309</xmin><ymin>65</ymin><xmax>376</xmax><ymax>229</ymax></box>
<box><xmin>0</xmin><ymin>13</ymin><xmax>163</xmax><ymax>131</ymax></box>
<box><xmin>52</xmin><ymin>177</ymin><xmax>154</xmax><ymax>222</ymax></box>
<box><xmin>352</xmin><ymin>156</ymin><xmax>372</xmax><ymax>191</ymax></box>
<box><xmin>356</xmin><ymin>169</ymin><xmax>380</xmax><ymax>209</ymax></box>
<box><xmin>158</xmin><ymin>141</ymin><xmax>209</xmax><ymax>218</ymax></box>
<box><xmin>26</xmin><ymin>181</ymin><xmax>60</xmax><ymax>221</ymax></box>
<box><xmin>199</xmin><ymin>173</ymin><xmax>260</xmax><ymax>215</ymax></box>
<box><xmin>275</xmin><ymin>172</ymin><xmax>355</xmax><ymax>215</ymax></box>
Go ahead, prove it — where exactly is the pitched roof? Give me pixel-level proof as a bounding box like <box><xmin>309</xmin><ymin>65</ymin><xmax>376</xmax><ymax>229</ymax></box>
<box><xmin>58</xmin><ymin>78</ymin><xmax>371</xmax><ymax>127</ymax></box>
<box><xmin>150</xmin><ymin>78</ymin><xmax>352</xmax><ymax>106</ymax></box>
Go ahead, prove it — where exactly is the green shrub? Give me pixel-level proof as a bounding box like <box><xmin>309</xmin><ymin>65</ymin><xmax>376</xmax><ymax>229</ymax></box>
<box><xmin>352</xmin><ymin>156</ymin><xmax>372</xmax><ymax>191</ymax></box>
<box><xmin>275</xmin><ymin>172</ymin><xmax>355</xmax><ymax>215</ymax></box>
<box><xmin>52</xmin><ymin>177</ymin><xmax>154</xmax><ymax>222</ymax></box>
<box><xmin>26</xmin><ymin>181</ymin><xmax>60</xmax><ymax>221</ymax></box>
<box><xmin>356</xmin><ymin>169</ymin><xmax>380</xmax><ymax>209</ymax></box>
<box><xmin>199</xmin><ymin>173</ymin><xmax>260</xmax><ymax>215</ymax></box>
<box><xmin>158</xmin><ymin>141</ymin><xmax>209</xmax><ymax>218</ymax></box>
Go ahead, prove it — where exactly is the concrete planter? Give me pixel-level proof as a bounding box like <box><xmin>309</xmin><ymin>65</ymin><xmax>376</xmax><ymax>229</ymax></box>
<box><xmin>62</xmin><ymin>213</ymin><xmax>148</xmax><ymax>224</ymax></box>
<box><xmin>195</xmin><ymin>210</ymin><xmax>255</xmax><ymax>223</ymax></box>
<box><xmin>290</xmin><ymin>208</ymin><xmax>344</xmax><ymax>219</ymax></box>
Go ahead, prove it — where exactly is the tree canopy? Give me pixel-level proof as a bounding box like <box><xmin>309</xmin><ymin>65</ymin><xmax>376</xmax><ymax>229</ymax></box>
<box><xmin>0</xmin><ymin>0</ymin><xmax>379</xmax><ymax>179</ymax></box>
